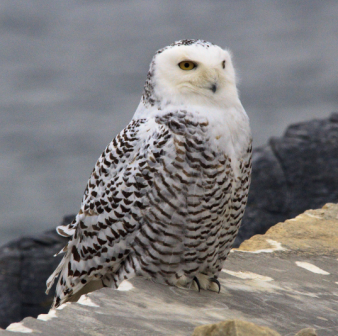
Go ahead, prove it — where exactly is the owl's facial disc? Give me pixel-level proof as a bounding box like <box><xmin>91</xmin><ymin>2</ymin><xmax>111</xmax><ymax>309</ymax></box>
<box><xmin>150</xmin><ymin>41</ymin><xmax>238</xmax><ymax>107</ymax></box>
<box><xmin>177</xmin><ymin>60</ymin><xmax>219</xmax><ymax>94</ymax></box>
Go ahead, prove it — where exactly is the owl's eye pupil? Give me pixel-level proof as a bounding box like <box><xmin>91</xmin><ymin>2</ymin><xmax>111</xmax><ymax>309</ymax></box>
<box><xmin>184</xmin><ymin>63</ymin><xmax>189</xmax><ymax>68</ymax></box>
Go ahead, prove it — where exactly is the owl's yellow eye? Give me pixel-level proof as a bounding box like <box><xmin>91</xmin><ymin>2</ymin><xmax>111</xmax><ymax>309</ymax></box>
<box><xmin>178</xmin><ymin>61</ymin><xmax>197</xmax><ymax>70</ymax></box>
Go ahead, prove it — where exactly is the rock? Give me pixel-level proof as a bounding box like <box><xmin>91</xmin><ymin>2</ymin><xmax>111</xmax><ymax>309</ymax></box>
<box><xmin>236</xmin><ymin>203</ymin><xmax>338</xmax><ymax>256</ymax></box>
<box><xmin>0</xmin><ymin>246</ymin><xmax>21</xmax><ymax>329</ymax></box>
<box><xmin>2</xmin><ymin>205</ymin><xmax>336</xmax><ymax>336</ymax></box>
<box><xmin>0</xmin><ymin>216</ymin><xmax>71</xmax><ymax>329</ymax></box>
<box><xmin>19</xmin><ymin>230</ymin><xmax>68</xmax><ymax>319</ymax></box>
<box><xmin>236</xmin><ymin>112</ymin><xmax>338</xmax><ymax>246</ymax></box>
<box><xmin>295</xmin><ymin>328</ymin><xmax>317</xmax><ymax>336</ymax></box>
<box><xmin>191</xmin><ymin>319</ymin><xmax>281</xmax><ymax>336</ymax></box>
<box><xmin>236</xmin><ymin>144</ymin><xmax>288</xmax><ymax>244</ymax></box>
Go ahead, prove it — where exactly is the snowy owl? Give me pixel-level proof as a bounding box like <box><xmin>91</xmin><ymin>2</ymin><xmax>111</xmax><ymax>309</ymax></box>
<box><xmin>46</xmin><ymin>39</ymin><xmax>252</xmax><ymax>308</ymax></box>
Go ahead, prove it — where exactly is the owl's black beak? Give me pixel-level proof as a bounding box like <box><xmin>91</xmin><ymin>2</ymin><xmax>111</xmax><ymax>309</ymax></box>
<box><xmin>211</xmin><ymin>83</ymin><xmax>217</xmax><ymax>93</ymax></box>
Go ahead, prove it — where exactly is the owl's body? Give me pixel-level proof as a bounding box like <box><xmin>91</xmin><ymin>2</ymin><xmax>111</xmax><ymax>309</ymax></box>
<box><xmin>47</xmin><ymin>40</ymin><xmax>252</xmax><ymax>308</ymax></box>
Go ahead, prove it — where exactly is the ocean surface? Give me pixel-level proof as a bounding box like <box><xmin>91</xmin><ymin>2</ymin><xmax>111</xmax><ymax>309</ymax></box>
<box><xmin>1</xmin><ymin>0</ymin><xmax>338</xmax><ymax>245</ymax></box>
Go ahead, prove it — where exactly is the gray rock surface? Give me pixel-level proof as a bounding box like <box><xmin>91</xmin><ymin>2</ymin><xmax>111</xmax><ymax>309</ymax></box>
<box><xmin>2</xmin><ymin>204</ymin><xmax>337</xmax><ymax>336</ymax></box>
<box><xmin>236</xmin><ymin>112</ymin><xmax>338</xmax><ymax>245</ymax></box>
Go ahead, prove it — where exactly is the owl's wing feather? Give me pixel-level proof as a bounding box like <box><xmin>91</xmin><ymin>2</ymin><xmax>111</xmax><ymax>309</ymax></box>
<box><xmin>47</xmin><ymin>110</ymin><xmax>239</xmax><ymax>308</ymax></box>
<box><xmin>46</xmin><ymin>116</ymin><xmax>182</xmax><ymax>307</ymax></box>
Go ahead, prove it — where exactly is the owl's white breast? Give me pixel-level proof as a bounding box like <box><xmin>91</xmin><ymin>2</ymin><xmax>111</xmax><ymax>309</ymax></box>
<box><xmin>133</xmin><ymin>100</ymin><xmax>252</xmax><ymax>179</ymax></box>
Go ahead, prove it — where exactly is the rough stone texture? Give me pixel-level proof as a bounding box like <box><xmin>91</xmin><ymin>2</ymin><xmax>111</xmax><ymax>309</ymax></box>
<box><xmin>236</xmin><ymin>112</ymin><xmax>338</xmax><ymax>246</ymax></box>
<box><xmin>2</xmin><ymin>204</ymin><xmax>338</xmax><ymax>336</ymax></box>
<box><xmin>191</xmin><ymin>320</ymin><xmax>281</xmax><ymax>336</ymax></box>
<box><xmin>0</xmin><ymin>217</ymin><xmax>70</xmax><ymax>329</ymax></box>
<box><xmin>237</xmin><ymin>203</ymin><xmax>338</xmax><ymax>256</ymax></box>
<box><xmin>295</xmin><ymin>328</ymin><xmax>317</xmax><ymax>336</ymax></box>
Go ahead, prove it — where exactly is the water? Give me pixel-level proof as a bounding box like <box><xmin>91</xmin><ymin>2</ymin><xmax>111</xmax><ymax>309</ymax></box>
<box><xmin>1</xmin><ymin>0</ymin><xmax>337</xmax><ymax>245</ymax></box>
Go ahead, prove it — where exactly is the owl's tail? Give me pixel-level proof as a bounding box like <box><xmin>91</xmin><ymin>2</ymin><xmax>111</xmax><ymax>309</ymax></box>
<box><xmin>46</xmin><ymin>223</ymin><xmax>74</xmax><ymax>295</ymax></box>
<box><xmin>46</xmin><ymin>245</ymin><xmax>105</xmax><ymax>308</ymax></box>
<box><xmin>46</xmin><ymin>222</ymin><xmax>138</xmax><ymax>308</ymax></box>
<box><xmin>46</xmin><ymin>240</ymin><xmax>131</xmax><ymax>308</ymax></box>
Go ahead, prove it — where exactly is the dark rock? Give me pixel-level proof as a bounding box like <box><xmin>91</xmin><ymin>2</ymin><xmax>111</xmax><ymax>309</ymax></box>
<box><xmin>0</xmin><ymin>217</ymin><xmax>72</xmax><ymax>329</ymax></box>
<box><xmin>0</xmin><ymin>246</ymin><xmax>21</xmax><ymax>328</ymax></box>
<box><xmin>236</xmin><ymin>112</ymin><xmax>338</xmax><ymax>246</ymax></box>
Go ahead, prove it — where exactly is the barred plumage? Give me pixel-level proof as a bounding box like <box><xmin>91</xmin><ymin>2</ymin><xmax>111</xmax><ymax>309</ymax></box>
<box><xmin>47</xmin><ymin>39</ymin><xmax>252</xmax><ymax>308</ymax></box>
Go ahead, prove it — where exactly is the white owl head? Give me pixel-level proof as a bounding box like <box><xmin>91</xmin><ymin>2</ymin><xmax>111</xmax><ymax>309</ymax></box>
<box><xmin>143</xmin><ymin>40</ymin><xmax>239</xmax><ymax>109</ymax></box>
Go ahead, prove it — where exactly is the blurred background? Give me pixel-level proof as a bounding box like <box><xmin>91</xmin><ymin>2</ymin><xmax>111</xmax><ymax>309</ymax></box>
<box><xmin>1</xmin><ymin>0</ymin><xmax>337</xmax><ymax>245</ymax></box>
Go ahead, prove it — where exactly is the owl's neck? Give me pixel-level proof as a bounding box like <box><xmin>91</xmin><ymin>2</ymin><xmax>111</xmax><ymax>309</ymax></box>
<box><xmin>142</xmin><ymin>73</ymin><xmax>241</xmax><ymax>112</ymax></box>
<box><xmin>133</xmin><ymin>100</ymin><xmax>251</xmax><ymax>180</ymax></box>
<box><xmin>133</xmin><ymin>99</ymin><xmax>251</xmax><ymax>146</ymax></box>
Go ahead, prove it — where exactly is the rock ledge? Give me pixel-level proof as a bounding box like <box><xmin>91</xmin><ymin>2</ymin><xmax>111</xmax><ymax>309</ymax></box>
<box><xmin>2</xmin><ymin>204</ymin><xmax>337</xmax><ymax>336</ymax></box>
